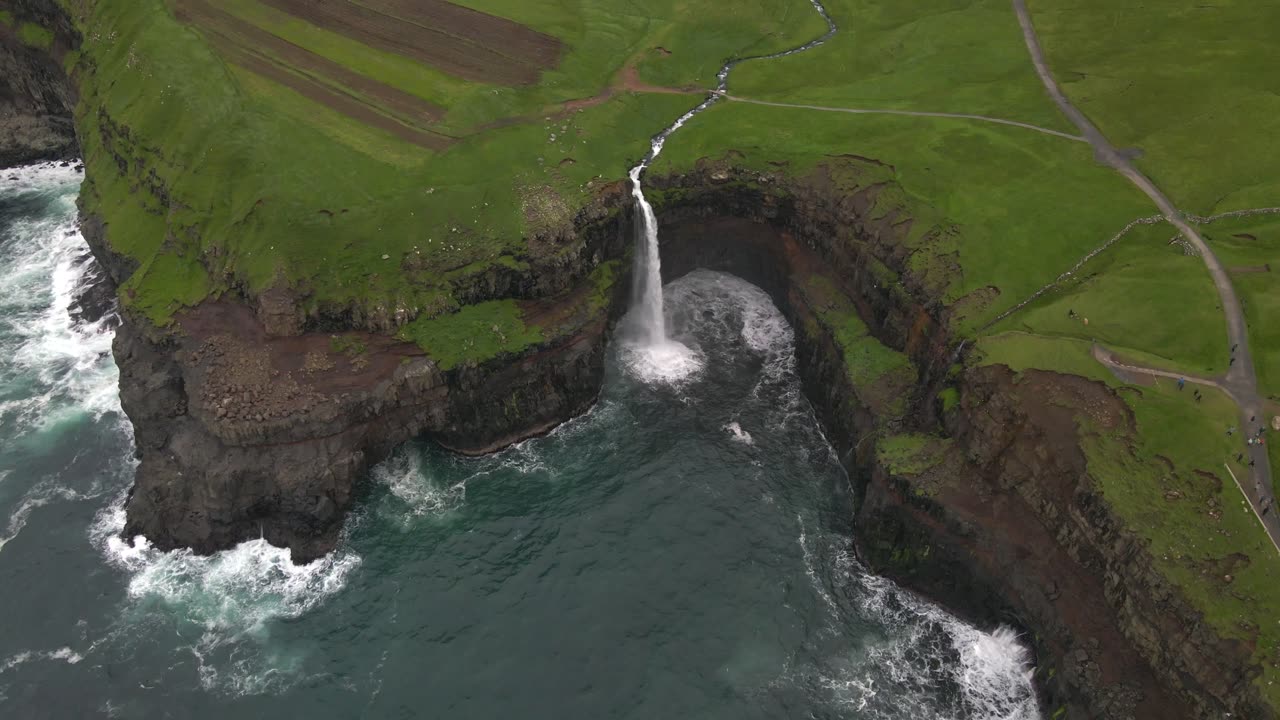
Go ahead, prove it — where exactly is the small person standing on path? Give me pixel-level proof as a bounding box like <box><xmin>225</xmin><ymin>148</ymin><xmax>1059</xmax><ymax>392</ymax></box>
<box><xmin>1178</xmin><ymin>377</ymin><xmax>1185</xmax><ymax>391</ymax></box>
<box><xmin>1231</xmin><ymin>357</ymin><xmax>1237</xmax><ymax>367</ymax></box>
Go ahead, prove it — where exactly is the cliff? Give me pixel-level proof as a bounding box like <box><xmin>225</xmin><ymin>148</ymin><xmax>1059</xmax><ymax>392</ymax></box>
<box><xmin>3</xmin><ymin>2</ymin><xmax>1273</xmax><ymax>717</ymax></box>
<box><xmin>91</xmin><ymin>197</ymin><xmax>628</xmax><ymax>562</ymax></box>
<box><xmin>75</xmin><ymin>158</ymin><xmax>1280</xmax><ymax>719</ymax></box>
<box><xmin>0</xmin><ymin>0</ymin><xmax>78</xmax><ymax>167</ymax></box>
<box><xmin>644</xmin><ymin>168</ymin><xmax>1274</xmax><ymax>719</ymax></box>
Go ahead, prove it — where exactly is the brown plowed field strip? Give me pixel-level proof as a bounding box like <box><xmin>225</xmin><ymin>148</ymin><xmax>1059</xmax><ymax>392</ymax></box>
<box><xmin>175</xmin><ymin>0</ymin><xmax>446</xmax><ymax>124</ymax></box>
<box><xmin>356</xmin><ymin>0</ymin><xmax>560</xmax><ymax>67</ymax></box>
<box><xmin>260</xmin><ymin>0</ymin><xmax>560</xmax><ymax>85</ymax></box>
<box><xmin>226</xmin><ymin>45</ymin><xmax>452</xmax><ymax>150</ymax></box>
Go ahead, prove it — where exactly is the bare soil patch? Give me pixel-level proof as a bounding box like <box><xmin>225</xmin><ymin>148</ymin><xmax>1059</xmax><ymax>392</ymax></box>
<box><xmin>180</xmin><ymin>301</ymin><xmax>421</xmax><ymax>399</ymax></box>
<box><xmin>260</xmin><ymin>0</ymin><xmax>559</xmax><ymax>85</ymax></box>
<box><xmin>358</xmin><ymin>0</ymin><xmax>559</xmax><ymax>67</ymax></box>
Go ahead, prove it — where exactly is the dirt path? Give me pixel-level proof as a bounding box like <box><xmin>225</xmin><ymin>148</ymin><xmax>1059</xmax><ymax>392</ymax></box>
<box><xmin>720</xmin><ymin>93</ymin><xmax>1087</xmax><ymax>142</ymax></box>
<box><xmin>1012</xmin><ymin>0</ymin><xmax>1277</xmax><ymax>551</ymax></box>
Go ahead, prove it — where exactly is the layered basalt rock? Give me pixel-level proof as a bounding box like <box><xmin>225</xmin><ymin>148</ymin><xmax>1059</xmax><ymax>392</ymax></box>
<box><xmin>0</xmin><ymin>0</ymin><xmax>78</xmax><ymax>168</ymax></box>
<box><xmin>642</xmin><ymin>169</ymin><xmax>1272</xmax><ymax>719</ymax></box>
<box><xmin>4</xmin><ymin>3</ymin><xmax>1270</xmax><ymax>712</ymax></box>
<box><xmin>88</xmin><ymin>161</ymin><xmax>1273</xmax><ymax>718</ymax></box>
<box><xmin>103</xmin><ymin>206</ymin><xmax>630</xmax><ymax>562</ymax></box>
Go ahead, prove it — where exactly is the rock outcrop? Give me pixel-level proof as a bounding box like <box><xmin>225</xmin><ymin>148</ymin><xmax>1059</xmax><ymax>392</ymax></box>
<box><xmin>644</xmin><ymin>168</ymin><xmax>1274</xmax><ymax>720</ymax></box>
<box><xmin>2</xmin><ymin>3</ymin><xmax>1270</xmax><ymax>714</ymax></box>
<box><xmin>0</xmin><ymin>0</ymin><xmax>78</xmax><ymax>168</ymax></box>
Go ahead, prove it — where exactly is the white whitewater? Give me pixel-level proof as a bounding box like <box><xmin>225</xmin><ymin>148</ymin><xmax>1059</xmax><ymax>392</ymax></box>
<box><xmin>0</xmin><ymin>163</ymin><xmax>359</xmax><ymax>696</ymax></box>
<box><xmin>797</xmin><ymin>520</ymin><xmax>1041</xmax><ymax>720</ymax></box>
<box><xmin>624</xmin><ymin>160</ymin><xmax>701</xmax><ymax>383</ymax></box>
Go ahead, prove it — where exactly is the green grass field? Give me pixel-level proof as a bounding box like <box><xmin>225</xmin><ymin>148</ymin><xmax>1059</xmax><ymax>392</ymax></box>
<box><xmin>71</xmin><ymin>0</ymin><xmax>828</xmax><ymax>325</ymax></box>
<box><xmin>730</xmin><ymin>0</ymin><xmax>1072</xmax><ymax>132</ymax></box>
<box><xmin>990</xmin><ymin>221</ymin><xmax>1229</xmax><ymax>376</ymax></box>
<box><xmin>1030</xmin><ymin>0</ymin><xmax>1280</xmax><ymax>216</ymax></box>
<box><xmin>17</xmin><ymin>21</ymin><xmax>54</xmax><ymax>49</ymax></box>
<box><xmin>650</xmin><ymin>101</ymin><xmax>1151</xmax><ymax>333</ymax></box>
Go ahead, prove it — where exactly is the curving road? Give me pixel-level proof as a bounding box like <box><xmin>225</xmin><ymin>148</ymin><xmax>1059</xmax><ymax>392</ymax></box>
<box><xmin>1011</xmin><ymin>0</ymin><xmax>1278</xmax><ymax>546</ymax></box>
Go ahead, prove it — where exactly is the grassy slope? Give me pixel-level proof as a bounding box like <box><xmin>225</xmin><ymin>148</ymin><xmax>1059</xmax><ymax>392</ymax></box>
<box><xmin>71</xmin><ymin>0</ymin><xmax>825</xmax><ymax>326</ymax></box>
<box><xmin>801</xmin><ymin>274</ymin><xmax>916</xmax><ymax>420</ymax></box>
<box><xmin>730</xmin><ymin>0</ymin><xmax>1072</xmax><ymax>132</ymax></box>
<box><xmin>990</xmin><ymin>221</ymin><xmax>1230</xmax><ymax>377</ymax></box>
<box><xmin>1030</xmin><ymin>0</ymin><xmax>1280</xmax><ymax>215</ymax></box>
<box><xmin>977</xmin><ymin>333</ymin><xmax>1280</xmax><ymax>704</ymax></box>
<box><xmin>1196</xmin><ymin>216</ymin><xmax>1280</xmax><ymax>399</ymax></box>
<box><xmin>17</xmin><ymin>21</ymin><xmax>54</xmax><ymax>49</ymax></box>
<box><xmin>651</xmin><ymin>103</ymin><xmax>1150</xmax><ymax>332</ymax></box>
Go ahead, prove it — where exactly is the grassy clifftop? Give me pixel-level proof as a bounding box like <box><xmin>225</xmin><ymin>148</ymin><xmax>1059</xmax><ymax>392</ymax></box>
<box><xmin>65</xmin><ymin>0</ymin><xmax>824</xmax><ymax>326</ymax></box>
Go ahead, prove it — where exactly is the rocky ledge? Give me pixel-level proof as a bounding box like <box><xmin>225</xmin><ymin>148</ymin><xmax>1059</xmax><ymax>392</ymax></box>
<box><xmin>102</xmin><ymin>240</ymin><xmax>625</xmax><ymax>562</ymax></box>
<box><xmin>2</xmin><ymin>5</ymin><xmax>1272</xmax><ymax>715</ymax></box>
<box><xmin>0</xmin><ymin>0</ymin><xmax>79</xmax><ymax>168</ymax></box>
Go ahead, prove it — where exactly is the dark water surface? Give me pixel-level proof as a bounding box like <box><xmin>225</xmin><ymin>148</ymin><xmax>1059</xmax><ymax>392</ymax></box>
<box><xmin>0</xmin><ymin>166</ymin><xmax>1039</xmax><ymax>719</ymax></box>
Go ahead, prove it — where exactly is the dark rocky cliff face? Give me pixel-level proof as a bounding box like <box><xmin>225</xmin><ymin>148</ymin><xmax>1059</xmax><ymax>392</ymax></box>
<box><xmin>642</xmin><ymin>169</ymin><xmax>1273</xmax><ymax>720</ymax></box>
<box><xmin>3</xmin><ymin>5</ymin><xmax>1267</xmax><ymax>711</ymax></box>
<box><xmin>81</xmin><ymin>161</ymin><xmax>1273</xmax><ymax>718</ymax></box>
<box><xmin>0</xmin><ymin>0</ymin><xmax>78</xmax><ymax>168</ymax></box>
<box><xmin>103</xmin><ymin>209</ymin><xmax>630</xmax><ymax>563</ymax></box>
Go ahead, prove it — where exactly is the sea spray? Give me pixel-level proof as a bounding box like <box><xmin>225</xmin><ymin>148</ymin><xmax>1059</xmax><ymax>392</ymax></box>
<box><xmin>94</xmin><ymin>499</ymin><xmax>361</xmax><ymax>696</ymax></box>
<box><xmin>795</xmin><ymin>523</ymin><xmax>1041</xmax><ymax>719</ymax></box>
<box><xmin>0</xmin><ymin>163</ymin><xmax>123</xmax><ymax>559</ymax></box>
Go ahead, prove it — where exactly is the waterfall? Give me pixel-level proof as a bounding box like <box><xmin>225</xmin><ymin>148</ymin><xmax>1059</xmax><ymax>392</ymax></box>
<box><xmin>622</xmin><ymin>0</ymin><xmax>837</xmax><ymax>381</ymax></box>
<box><xmin>628</xmin><ymin>165</ymin><xmax>665</xmax><ymax>346</ymax></box>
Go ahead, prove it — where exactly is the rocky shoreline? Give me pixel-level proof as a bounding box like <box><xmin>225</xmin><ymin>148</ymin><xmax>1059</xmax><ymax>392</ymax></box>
<box><xmin>3</xmin><ymin>2</ymin><xmax>1274</xmax><ymax>716</ymax></box>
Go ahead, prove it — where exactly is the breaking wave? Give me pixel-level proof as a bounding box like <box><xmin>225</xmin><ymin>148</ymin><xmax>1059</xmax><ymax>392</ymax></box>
<box><xmin>93</xmin><ymin>500</ymin><xmax>361</xmax><ymax>695</ymax></box>
<box><xmin>0</xmin><ymin>163</ymin><xmax>121</xmax><ymax>557</ymax></box>
<box><xmin>0</xmin><ymin>164</ymin><xmax>117</xmax><ymax>440</ymax></box>
<box><xmin>794</xmin><ymin>523</ymin><xmax>1040</xmax><ymax>719</ymax></box>
<box><xmin>2</xmin><ymin>163</ymin><xmax>360</xmax><ymax>697</ymax></box>
<box><xmin>374</xmin><ymin>445</ymin><xmax>470</xmax><ymax>518</ymax></box>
